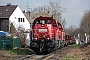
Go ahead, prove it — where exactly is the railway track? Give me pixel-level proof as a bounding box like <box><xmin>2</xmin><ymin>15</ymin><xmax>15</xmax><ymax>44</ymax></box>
<box><xmin>17</xmin><ymin>52</ymin><xmax>56</xmax><ymax>60</ymax></box>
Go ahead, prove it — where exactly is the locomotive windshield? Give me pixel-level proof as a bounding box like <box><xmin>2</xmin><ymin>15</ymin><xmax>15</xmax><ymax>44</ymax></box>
<box><xmin>33</xmin><ymin>20</ymin><xmax>51</xmax><ymax>24</ymax></box>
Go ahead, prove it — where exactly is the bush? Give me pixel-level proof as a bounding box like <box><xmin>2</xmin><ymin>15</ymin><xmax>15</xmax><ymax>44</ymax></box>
<box><xmin>9</xmin><ymin>48</ymin><xmax>35</xmax><ymax>55</ymax></box>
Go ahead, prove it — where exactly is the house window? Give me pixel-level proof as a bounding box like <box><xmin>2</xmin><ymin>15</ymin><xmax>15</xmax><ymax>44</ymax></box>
<box><xmin>21</xmin><ymin>18</ymin><xmax>22</xmax><ymax>22</ymax></box>
<box><xmin>18</xmin><ymin>18</ymin><xmax>20</xmax><ymax>22</ymax></box>
<box><xmin>1</xmin><ymin>20</ymin><xmax>9</xmax><ymax>32</ymax></box>
<box><xmin>23</xmin><ymin>18</ymin><xmax>25</xmax><ymax>22</ymax></box>
<box><xmin>18</xmin><ymin>18</ymin><xmax>25</xmax><ymax>22</ymax></box>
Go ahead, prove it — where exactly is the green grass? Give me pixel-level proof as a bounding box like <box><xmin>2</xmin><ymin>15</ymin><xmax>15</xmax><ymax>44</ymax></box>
<box><xmin>70</xmin><ymin>44</ymin><xmax>82</xmax><ymax>49</ymax></box>
<box><xmin>6</xmin><ymin>48</ymin><xmax>35</xmax><ymax>55</ymax></box>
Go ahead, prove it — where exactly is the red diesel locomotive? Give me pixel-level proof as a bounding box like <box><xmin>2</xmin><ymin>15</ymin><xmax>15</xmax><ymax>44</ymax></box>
<box><xmin>30</xmin><ymin>16</ymin><xmax>69</xmax><ymax>53</ymax></box>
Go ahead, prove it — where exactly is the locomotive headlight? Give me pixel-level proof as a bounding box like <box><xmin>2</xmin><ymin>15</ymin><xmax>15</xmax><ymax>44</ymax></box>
<box><xmin>35</xmin><ymin>38</ymin><xmax>37</xmax><ymax>40</ymax></box>
<box><xmin>46</xmin><ymin>36</ymin><xmax>50</xmax><ymax>40</ymax></box>
<box><xmin>35</xmin><ymin>36</ymin><xmax>38</xmax><ymax>40</ymax></box>
<box><xmin>47</xmin><ymin>37</ymin><xmax>50</xmax><ymax>40</ymax></box>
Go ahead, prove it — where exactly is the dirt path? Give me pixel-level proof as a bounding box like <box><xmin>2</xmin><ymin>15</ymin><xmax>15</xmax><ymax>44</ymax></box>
<box><xmin>0</xmin><ymin>51</ymin><xmax>24</xmax><ymax>60</ymax></box>
<box><xmin>66</xmin><ymin>44</ymin><xmax>90</xmax><ymax>60</ymax></box>
<box><xmin>49</xmin><ymin>44</ymin><xmax>90</xmax><ymax>60</ymax></box>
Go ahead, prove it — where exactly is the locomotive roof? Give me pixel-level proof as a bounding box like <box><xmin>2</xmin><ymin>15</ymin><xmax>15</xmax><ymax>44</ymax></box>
<box><xmin>34</xmin><ymin>16</ymin><xmax>57</xmax><ymax>24</ymax></box>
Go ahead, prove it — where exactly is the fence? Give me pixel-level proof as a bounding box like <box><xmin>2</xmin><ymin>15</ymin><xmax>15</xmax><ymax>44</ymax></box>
<box><xmin>0</xmin><ymin>38</ymin><xmax>20</xmax><ymax>50</ymax></box>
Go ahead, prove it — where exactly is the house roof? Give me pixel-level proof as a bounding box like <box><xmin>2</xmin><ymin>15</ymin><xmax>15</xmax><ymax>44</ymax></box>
<box><xmin>0</xmin><ymin>5</ymin><xmax>18</xmax><ymax>18</ymax></box>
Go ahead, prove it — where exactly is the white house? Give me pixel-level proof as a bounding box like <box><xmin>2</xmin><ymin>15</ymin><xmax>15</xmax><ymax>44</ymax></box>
<box><xmin>0</xmin><ymin>3</ymin><xmax>30</xmax><ymax>32</ymax></box>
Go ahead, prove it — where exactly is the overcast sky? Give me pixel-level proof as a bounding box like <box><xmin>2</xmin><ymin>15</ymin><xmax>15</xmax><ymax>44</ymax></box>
<box><xmin>0</xmin><ymin>0</ymin><xmax>90</xmax><ymax>28</ymax></box>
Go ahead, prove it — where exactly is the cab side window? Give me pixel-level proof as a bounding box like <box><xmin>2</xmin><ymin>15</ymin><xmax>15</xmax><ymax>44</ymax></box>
<box><xmin>47</xmin><ymin>20</ymin><xmax>51</xmax><ymax>24</ymax></box>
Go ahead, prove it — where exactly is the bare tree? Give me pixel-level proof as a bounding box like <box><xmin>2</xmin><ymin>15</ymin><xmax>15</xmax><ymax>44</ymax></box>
<box><xmin>61</xmin><ymin>18</ymin><xmax>66</xmax><ymax>29</ymax></box>
<box><xmin>9</xmin><ymin>22</ymin><xmax>28</xmax><ymax>48</ymax></box>
<box><xmin>16</xmin><ymin>25</ymin><xmax>27</xmax><ymax>47</ymax></box>
<box><xmin>65</xmin><ymin>25</ymin><xmax>79</xmax><ymax>36</ymax></box>
<box><xmin>47</xmin><ymin>0</ymin><xmax>63</xmax><ymax>21</ymax></box>
<box><xmin>28</xmin><ymin>0</ymin><xmax>66</xmax><ymax>28</ymax></box>
<box><xmin>47</xmin><ymin>0</ymin><xmax>66</xmax><ymax>28</ymax></box>
<box><xmin>80</xmin><ymin>9</ymin><xmax>90</xmax><ymax>36</ymax></box>
<box><xmin>32</xmin><ymin>6</ymin><xmax>49</xmax><ymax>13</ymax></box>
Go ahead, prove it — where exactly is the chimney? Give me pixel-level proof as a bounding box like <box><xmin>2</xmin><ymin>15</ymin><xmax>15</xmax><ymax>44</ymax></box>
<box><xmin>7</xmin><ymin>3</ymin><xmax>12</xmax><ymax>6</ymax></box>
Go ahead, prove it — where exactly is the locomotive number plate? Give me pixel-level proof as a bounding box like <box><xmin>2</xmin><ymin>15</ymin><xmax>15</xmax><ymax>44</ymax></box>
<box><xmin>39</xmin><ymin>29</ymin><xmax>47</xmax><ymax>32</ymax></box>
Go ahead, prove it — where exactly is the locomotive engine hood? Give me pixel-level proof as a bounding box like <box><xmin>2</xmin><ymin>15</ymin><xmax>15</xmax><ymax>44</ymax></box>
<box><xmin>33</xmin><ymin>24</ymin><xmax>52</xmax><ymax>40</ymax></box>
